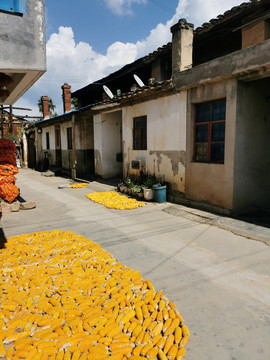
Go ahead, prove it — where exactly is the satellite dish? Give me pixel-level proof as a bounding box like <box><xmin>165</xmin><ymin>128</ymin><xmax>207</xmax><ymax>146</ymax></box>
<box><xmin>133</xmin><ymin>74</ymin><xmax>145</xmax><ymax>87</ymax></box>
<box><xmin>103</xmin><ymin>85</ymin><xmax>114</xmax><ymax>99</ymax></box>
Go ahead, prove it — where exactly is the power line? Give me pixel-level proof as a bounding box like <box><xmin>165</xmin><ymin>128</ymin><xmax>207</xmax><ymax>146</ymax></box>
<box><xmin>148</xmin><ymin>0</ymin><xmax>176</xmax><ymax>13</ymax></box>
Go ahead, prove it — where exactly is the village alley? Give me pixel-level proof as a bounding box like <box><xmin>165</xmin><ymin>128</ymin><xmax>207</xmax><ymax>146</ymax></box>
<box><xmin>2</xmin><ymin>168</ymin><xmax>270</xmax><ymax>360</ymax></box>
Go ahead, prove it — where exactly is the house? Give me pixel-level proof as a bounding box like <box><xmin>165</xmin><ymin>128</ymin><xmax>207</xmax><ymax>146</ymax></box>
<box><xmin>34</xmin><ymin>0</ymin><xmax>270</xmax><ymax>214</ymax></box>
<box><xmin>0</xmin><ymin>0</ymin><xmax>46</xmax><ymax>105</ymax></box>
<box><xmin>0</xmin><ymin>108</ymin><xmax>30</xmax><ymax>166</ymax></box>
<box><xmin>31</xmin><ymin>85</ymin><xmax>95</xmax><ymax>178</ymax></box>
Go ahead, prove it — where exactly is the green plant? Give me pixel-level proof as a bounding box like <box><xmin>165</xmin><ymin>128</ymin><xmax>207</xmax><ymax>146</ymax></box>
<box><xmin>71</xmin><ymin>97</ymin><xmax>79</xmax><ymax>110</ymax></box>
<box><xmin>125</xmin><ymin>178</ymin><xmax>134</xmax><ymax>188</ymax></box>
<box><xmin>132</xmin><ymin>185</ymin><xmax>142</xmax><ymax>194</ymax></box>
<box><xmin>143</xmin><ymin>177</ymin><xmax>156</xmax><ymax>189</ymax></box>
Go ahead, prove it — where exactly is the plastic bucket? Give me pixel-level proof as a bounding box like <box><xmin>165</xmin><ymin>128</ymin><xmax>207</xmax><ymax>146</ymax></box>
<box><xmin>155</xmin><ymin>185</ymin><xmax>167</xmax><ymax>203</ymax></box>
<box><xmin>143</xmin><ymin>188</ymin><xmax>154</xmax><ymax>201</ymax></box>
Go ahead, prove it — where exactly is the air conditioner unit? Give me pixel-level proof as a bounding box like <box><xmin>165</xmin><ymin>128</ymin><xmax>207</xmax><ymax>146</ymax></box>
<box><xmin>131</xmin><ymin>160</ymin><xmax>145</xmax><ymax>170</ymax></box>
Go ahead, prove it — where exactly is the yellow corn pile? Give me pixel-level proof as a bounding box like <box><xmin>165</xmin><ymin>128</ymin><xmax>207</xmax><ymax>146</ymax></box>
<box><xmin>68</xmin><ymin>183</ymin><xmax>88</xmax><ymax>189</ymax></box>
<box><xmin>86</xmin><ymin>191</ymin><xmax>145</xmax><ymax>210</ymax></box>
<box><xmin>0</xmin><ymin>231</ymin><xmax>189</xmax><ymax>359</ymax></box>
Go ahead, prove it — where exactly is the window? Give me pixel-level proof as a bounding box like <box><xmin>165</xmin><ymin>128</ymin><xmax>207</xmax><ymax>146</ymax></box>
<box><xmin>46</xmin><ymin>132</ymin><xmax>50</xmax><ymax>150</ymax></box>
<box><xmin>194</xmin><ymin>98</ymin><xmax>226</xmax><ymax>163</ymax></box>
<box><xmin>67</xmin><ymin>127</ymin><xmax>72</xmax><ymax>150</ymax></box>
<box><xmin>133</xmin><ymin>116</ymin><xmax>147</xmax><ymax>150</ymax></box>
<box><xmin>0</xmin><ymin>0</ymin><xmax>27</xmax><ymax>15</ymax></box>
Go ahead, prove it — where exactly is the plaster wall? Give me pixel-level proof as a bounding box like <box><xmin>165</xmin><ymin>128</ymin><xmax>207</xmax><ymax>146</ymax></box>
<box><xmin>94</xmin><ymin>111</ymin><xmax>122</xmax><ymax>178</ymax></box>
<box><xmin>75</xmin><ymin>115</ymin><xmax>94</xmax><ymax>150</ymax></box>
<box><xmin>233</xmin><ymin>78</ymin><xmax>270</xmax><ymax>212</ymax></box>
<box><xmin>185</xmin><ymin>79</ymin><xmax>237</xmax><ymax>210</ymax></box>
<box><xmin>0</xmin><ymin>0</ymin><xmax>46</xmax><ymax>70</ymax></box>
<box><xmin>122</xmin><ymin>93</ymin><xmax>187</xmax><ymax>193</ymax></box>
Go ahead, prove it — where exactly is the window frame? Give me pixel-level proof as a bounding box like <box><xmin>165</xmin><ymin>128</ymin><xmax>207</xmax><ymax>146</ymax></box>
<box><xmin>193</xmin><ymin>98</ymin><xmax>226</xmax><ymax>164</ymax></box>
<box><xmin>0</xmin><ymin>0</ymin><xmax>27</xmax><ymax>15</ymax></box>
<box><xmin>67</xmin><ymin>127</ymin><xmax>73</xmax><ymax>150</ymax></box>
<box><xmin>133</xmin><ymin>115</ymin><xmax>147</xmax><ymax>150</ymax></box>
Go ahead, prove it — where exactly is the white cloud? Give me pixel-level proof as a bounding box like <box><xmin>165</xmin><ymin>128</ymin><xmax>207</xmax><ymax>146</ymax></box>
<box><xmin>15</xmin><ymin>0</ymin><xmax>243</xmax><ymax>116</ymax></box>
<box><xmin>104</xmin><ymin>0</ymin><xmax>147</xmax><ymax>16</ymax></box>
<box><xmin>173</xmin><ymin>0</ymin><xmax>243</xmax><ymax>27</ymax></box>
<box><xmin>15</xmin><ymin>27</ymin><xmax>140</xmax><ymax>116</ymax></box>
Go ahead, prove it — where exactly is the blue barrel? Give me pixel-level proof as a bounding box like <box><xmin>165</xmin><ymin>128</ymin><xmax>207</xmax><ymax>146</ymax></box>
<box><xmin>155</xmin><ymin>185</ymin><xmax>167</xmax><ymax>203</ymax></box>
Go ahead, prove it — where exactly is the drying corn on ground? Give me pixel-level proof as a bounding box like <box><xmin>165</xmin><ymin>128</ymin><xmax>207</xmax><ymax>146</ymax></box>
<box><xmin>68</xmin><ymin>184</ymin><xmax>88</xmax><ymax>189</ymax></box>
<box><xmin>86</xmin><ymin>191</ymin><xmax>145</xmax><ymax>210</ymax></box>
<box><xmin>0</xmin><ymin>230</ymin><xmax>189</xmax><ymax>360</ymax></box>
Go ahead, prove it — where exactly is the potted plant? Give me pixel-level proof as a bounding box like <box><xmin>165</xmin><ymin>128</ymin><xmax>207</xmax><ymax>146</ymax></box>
<box><xmin>126</xmin><ymin>178</ymin><xmax>134</xmax><ymax>195</ymax></box>
<box><xmin>132</xmin><ymin>184</ymin><xmax>143</xmax><ymax>198</ymax></box>
<box><xmin>142</xmin><ymin>177</ymin><xmax>155</xmax><ymax>201</ymax></box>
<box><xmin>118</xmin><ymin>181</ymin><xmax>124</xmax><ymax>192</ymax></box>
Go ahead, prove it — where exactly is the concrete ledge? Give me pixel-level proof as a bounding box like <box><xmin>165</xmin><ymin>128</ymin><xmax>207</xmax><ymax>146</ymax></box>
<box><xmin>163</xmin><ymin>204</ymin><xmax>270</xmax><ymax>246</ymax></box>
<box><xmin>174</xmin><ymin>40</ymin><xmax>270</xmax><ymax>90</ymax></box>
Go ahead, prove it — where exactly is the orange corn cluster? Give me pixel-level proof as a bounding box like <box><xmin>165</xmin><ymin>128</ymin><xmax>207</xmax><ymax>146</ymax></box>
<box><xmin>0</xmin><ymin>231</ymin><xmax>189</xmax><ymax>359</ymax></box>
<box><xmin>68</xmin><ymin>183</ymin><xmax>88</xmax><ymax>189</ymax></box>
<box><xmin>86</xmin><ymin>191</ymin><xmax>145</xmax><ymax>210</ymax></box>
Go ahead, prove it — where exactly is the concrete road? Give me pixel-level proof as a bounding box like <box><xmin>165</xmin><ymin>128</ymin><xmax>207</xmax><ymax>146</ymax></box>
<box><xmin>2</xmin><ymin>168</ymin><xmax>270</xmax><ymax>360</ymax></box>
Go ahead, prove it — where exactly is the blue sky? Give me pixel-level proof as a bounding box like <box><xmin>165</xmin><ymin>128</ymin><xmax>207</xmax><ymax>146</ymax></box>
<box><xmin>15</xmin><ymin>0</ymin><xmax>243</xmax><ymax>117</ymax></box>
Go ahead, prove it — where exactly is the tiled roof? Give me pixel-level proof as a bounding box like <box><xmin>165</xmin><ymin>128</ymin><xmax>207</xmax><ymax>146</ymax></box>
<box><xmin>195</xmin><ymin>0</ymin><xmax>264</xmax><ymax>35</ymax></box>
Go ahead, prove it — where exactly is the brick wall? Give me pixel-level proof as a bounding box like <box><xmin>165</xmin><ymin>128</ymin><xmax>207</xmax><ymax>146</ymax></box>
<box><xmin>242</xmin><ymin>20</ymin><xmax>270</xmax><ymax>49</ymax></box>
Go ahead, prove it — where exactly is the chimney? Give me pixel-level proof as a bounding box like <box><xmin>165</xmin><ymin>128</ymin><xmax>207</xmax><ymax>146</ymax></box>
<box><xmin>170</xmin><ymin>19</ymin><xmax>194</xmax><ymax>76</ymax></box>
<box><xmin>61</xmin><ymin>83</ymin><xmax>72</xmax><ymax>113</ymax></box>
<box><xmin>41</xmin><ymin>96</ymin><xmax>50</xmax><ymax>119</ymax></box>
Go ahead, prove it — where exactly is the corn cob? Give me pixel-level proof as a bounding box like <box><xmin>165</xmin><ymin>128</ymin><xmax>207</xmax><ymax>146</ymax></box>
<box><xmin>147</xmin><ymin>346</ymin><xmax>159</xmax><ymax>359</ymax></box>
<box><xmin>152</xmin><ymin>322</ymin><xmax>163</xmax><ymax>337</ymax></box>
<box><xmin>132</xmin><ymin>344</ymin><xmax>144</xmax><ymax>356</ymax></box>
<box><xmin>141</xmin><ymin>342</ymin><xmax>154</xmax><ymax>356</ymax></box>
<box><xmin>180</xmin><ymin>336</ymin><xmax>189</xmax><ymax>347</ymax></box>
<box><xmin>142</xmin><ymin>331</ymin><xmax>151</xmax><ymax>345</ymax></box>
<box><xmin>158</xmin><ymin>349</ymin><xmax>168</xmax><ymax>360</ymax></box>
<box><xmin>135</xmin><ymin>329</ymin><xmax>145</xmax><ymax>345</ymax></box>
<box><xmin>181</xmin><ymin>325</ymin><xmax>189</xmax><ymax>338</ymax></box>
<box><xmin>167</xmin><ymin>344</ymin><xmax>178</xmax><ymax>360</ymax></box>
<box><xmin>111</xmin><ymin>345</ymin><xmax>133</xmax><ymax>356</ymax></box>
<box><xmin>176</xmin><ymin>347</ymin><xmax>186</xmax><ymax>359</ymax></box>
<box><xmin>163</xmin><ymin>334</ymin><xmax>174</xmax><ymax>355</ymax></box>
<box><xmin>135</xmin><ymin>306</ymin><xmax>143</xmax><ymax>322</ymax></box>
<box><xmin>0</xmin><ymin>340</ymin><xmax>6</xmax><ymax>358</ymax></box>
<box><xmin>156</xmin><ymin>336</ymin><xmax>166</xmax><ymax>350</ymax></box>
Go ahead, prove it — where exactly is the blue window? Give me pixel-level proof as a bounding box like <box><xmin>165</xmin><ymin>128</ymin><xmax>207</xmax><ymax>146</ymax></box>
<box><xmin>0</xmin><ymin>0</ymin><xmax>27</xmax><ymax>15</ymax></box>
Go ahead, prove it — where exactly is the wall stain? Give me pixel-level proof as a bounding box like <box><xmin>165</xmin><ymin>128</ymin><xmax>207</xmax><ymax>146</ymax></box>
<box><xmin>149</xmin><ymin>150</ymin><xmax>186</xmax><ymax>176</ymax></box>
<box><xmin>94</xmin><ymin>149</ymin><xmax>102</xmax><ymax>175</ymax></box>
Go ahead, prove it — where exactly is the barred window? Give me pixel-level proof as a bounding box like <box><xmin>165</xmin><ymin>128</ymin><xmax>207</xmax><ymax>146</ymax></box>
<box><xmin>133</xmin><ymin>116</ymin><xmax>147</xmax><ymax>150</ymax></box>
<box><xmin>46</xmin><ymin>132</ymin><xmax>50</xmax><ymax>150</ymax></box>
<box><xmin>194</xmin><ymin>98</ymin><xmax>226</xmax><ymax>163</ymax></box>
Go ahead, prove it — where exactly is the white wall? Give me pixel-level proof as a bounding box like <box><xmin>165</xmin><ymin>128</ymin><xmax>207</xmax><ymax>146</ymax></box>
<box><xmin>42</xmin><ymin>125</ymin><xmax>55</xmax><ymax>151</ymax></box>
<box><xmin>122</xmin><ymin>92</ymin><xmax>187</xmax><ymax>192</ymax></box>
<box><xmin>60</xmin><ymin>121</ymin><xmax>73</xmax><ymax>150</ymax></box>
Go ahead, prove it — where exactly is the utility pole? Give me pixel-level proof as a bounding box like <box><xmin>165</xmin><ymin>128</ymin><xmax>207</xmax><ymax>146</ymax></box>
<box><xmin>0</xmin><ymin>105</ymin><xmax>3</xmax><ymax>138</ymax></box>
<box><xmin>9</xmin><ymin>105</ymin><xmax>13</xmax><ymax>134</ymax></box>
